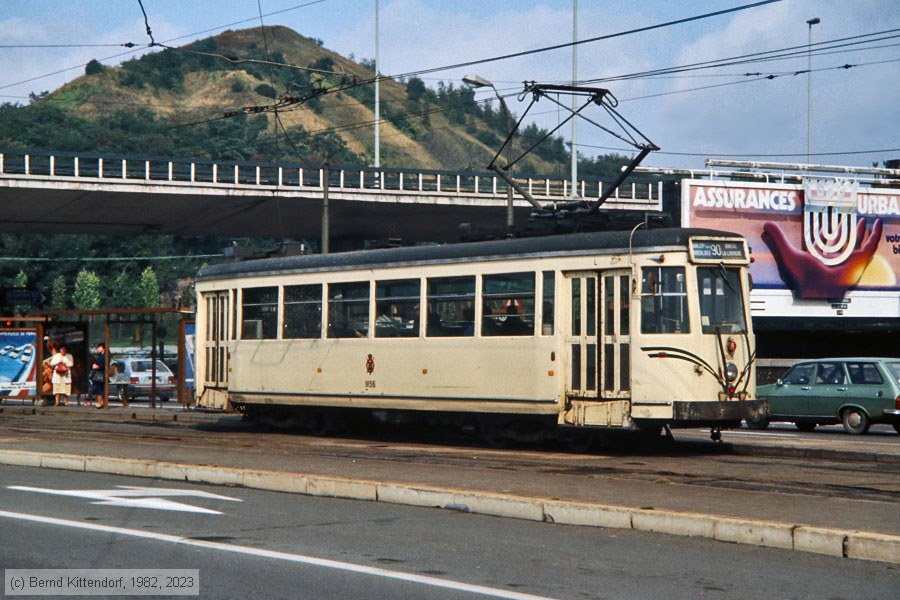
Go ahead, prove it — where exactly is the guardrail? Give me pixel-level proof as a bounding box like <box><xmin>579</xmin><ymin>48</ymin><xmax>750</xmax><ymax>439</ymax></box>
<box><xmin>0</xmin><ymin>148</ymin><xmax>661</xmax><ymax>205</ymax></box>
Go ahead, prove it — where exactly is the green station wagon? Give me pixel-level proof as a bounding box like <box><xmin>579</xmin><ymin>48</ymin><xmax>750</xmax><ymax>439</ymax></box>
<box><xmin>751</xmin><ymin>358</ymin><xmax>900</xmax><ymax>435</ymax></box>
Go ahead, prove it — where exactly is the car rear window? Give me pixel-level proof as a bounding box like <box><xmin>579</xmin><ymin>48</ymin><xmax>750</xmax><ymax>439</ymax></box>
<box><xmin>885</xmin><ymin>362</ymin><xmax>900</xmax><ymax>384</ymax></box>
<box><xmin>132</xmin><ymin>360</ymin><xmax>169</xmax><ymax>373</ymax></box>
<box><xmin>846</xmin><ymin>362</ymin><xmax>884</xmax><ymax>385</ymax></box>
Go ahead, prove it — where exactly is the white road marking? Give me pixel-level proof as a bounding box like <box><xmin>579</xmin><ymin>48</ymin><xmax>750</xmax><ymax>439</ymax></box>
<box><xmin>0</xmin><ymin>509</ymin><xmax>554</xmax><ymax>600</ymax></box>
<box><xmin>7</xmin><ymin>485</ymin><xmax>241</xmax><ymax>514</ymax></box>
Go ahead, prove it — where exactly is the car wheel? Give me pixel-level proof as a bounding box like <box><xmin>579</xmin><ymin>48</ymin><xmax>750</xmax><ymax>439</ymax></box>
<box><xmin>159</xmin><ymin>396</ymin><xmax>170</xmax><ymax>402</ymax></box>
<box><xmin>745</xmin><ymin>415</ymin><xmax>770</xmax><ymax>430</ymax></box>
<box><xmin>795</xmin><ymin>422</ymin><xmax>816</xmax><ymax>432</ymax></box>
<box><xmin>841</xmin><ymin>408</ymin><xmax>870</xmax><ymax>435</ymax></box>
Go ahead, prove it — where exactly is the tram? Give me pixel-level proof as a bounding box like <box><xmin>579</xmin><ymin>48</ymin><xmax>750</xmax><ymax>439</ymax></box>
<box><xmin>194</xmin><ymin>228</ymin><xmax>763</xmax><ymax>447</ymax></box>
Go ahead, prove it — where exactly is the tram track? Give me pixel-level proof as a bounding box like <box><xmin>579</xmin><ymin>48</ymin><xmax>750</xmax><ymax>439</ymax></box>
<box><xmin>0</xmin><ymin>412</ymin><xmax>897</xmax><ymax>508</ymax></box>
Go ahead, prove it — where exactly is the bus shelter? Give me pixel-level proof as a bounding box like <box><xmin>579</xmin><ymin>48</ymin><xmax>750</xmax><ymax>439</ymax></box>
<box><xmin>0</xmin><ymin>308</ymin><xmax>194</xmax><ymax>408</ymax></box>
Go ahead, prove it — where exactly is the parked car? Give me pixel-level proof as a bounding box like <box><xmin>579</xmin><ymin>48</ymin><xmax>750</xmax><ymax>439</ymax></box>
<box><xmin>110</xmin><ymin>357</ymin><xmax>176</xmax><ymax>402</ymax></box>
<box><xmin>751</xmin><ymin>358</ymin><xmax>900</xmax><ymax>434</ymax></box>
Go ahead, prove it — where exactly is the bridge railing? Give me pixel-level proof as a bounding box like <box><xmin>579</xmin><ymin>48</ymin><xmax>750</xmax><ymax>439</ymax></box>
<box><xmin>0</xmin><ymin>148</ymin><xmax>661</xmax><ymax>206</ymax></box>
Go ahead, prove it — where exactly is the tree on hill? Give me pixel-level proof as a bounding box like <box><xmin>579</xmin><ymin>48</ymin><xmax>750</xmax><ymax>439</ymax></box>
<box><xmin>49</xmin><ymin>275</ymin><xmax>67</xmax><ymax>310</ymax></box>
<box><xmin>73</xmin><ymin>270</ymin><xmax>101</xmax><ymax>310</ymax></box>
<box><xmin>137</xmin><ymin>266</ymin><xmax>160</xmax><ymax>308</ymax></box>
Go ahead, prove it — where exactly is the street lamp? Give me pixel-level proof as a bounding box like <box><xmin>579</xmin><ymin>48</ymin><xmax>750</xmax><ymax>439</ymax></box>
<box><xmin>806</xmin><ymin>17</ymin><xmax>820</xmax><ymax>167</ymax></box>
<box><xmin>463</xmin><ymin>74</ymin><xmax>515</xmax><ymax>230</ymax></box>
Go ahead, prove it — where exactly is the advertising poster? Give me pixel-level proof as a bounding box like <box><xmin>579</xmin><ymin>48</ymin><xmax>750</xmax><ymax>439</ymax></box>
<box><xmin>0</xmin><ymin>329</ymin><xmax>38</xmax><ymax>396</ymax></box>
<box><xmin>184</xmin><ymin>322</ymin><xmax>195</xmax><ymax>394</ymax></box>
<box><xmin>683</xmin><ymin>179</ymin><xmax>900</xmax><ymax>318</ymax></box>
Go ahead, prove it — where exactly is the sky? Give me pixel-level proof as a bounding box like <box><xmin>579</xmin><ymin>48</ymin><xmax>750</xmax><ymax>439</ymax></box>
<box><xmin>1</xmin><ymin>0</ymin><xmax>898</xmax><ymax>171</ymax></box>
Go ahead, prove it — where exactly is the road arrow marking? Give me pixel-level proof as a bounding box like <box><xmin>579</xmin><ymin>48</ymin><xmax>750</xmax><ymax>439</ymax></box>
<box><xmin>8</xmin><ymin>485</ymin><xmax>241</xmax><ymax>514</ymax></box>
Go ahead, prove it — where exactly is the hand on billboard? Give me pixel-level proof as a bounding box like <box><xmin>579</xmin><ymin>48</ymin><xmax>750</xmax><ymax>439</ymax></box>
<box><xmin>762</xmin><ymin>218</ymin><xmax>882</xmax><ymax>299</ymax></box>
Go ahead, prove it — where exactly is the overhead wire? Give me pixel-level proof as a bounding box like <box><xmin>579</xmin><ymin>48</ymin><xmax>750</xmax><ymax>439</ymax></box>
<box><xmin>5</xmin><ymin>1</ymin><xmax>897</xmax><ymax>164</ymax></box>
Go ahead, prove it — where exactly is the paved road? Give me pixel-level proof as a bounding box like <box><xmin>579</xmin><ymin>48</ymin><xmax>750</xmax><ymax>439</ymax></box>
<box><xmin>2</xmin><ymin>465</ymin><xmax>898</xmax><ymax>600</ymax></box>
<box><xmin>0</xmin><ymin>404</ymin><xmax>898</xmax><ymax>565</ymax></box>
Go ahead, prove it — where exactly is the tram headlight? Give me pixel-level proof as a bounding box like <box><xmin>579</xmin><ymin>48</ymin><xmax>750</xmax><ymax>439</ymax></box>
<box><xmin>724</xmin><ymin>362</ymin><xmax>739</xmax><ymax>383</ymax></box>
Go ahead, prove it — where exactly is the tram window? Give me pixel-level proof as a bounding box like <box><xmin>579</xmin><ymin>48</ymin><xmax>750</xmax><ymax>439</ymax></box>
<box><xmin>375</xmin><ymin>279</ymin><xmax>419</xmax><ymax>338</ymax></box>
<box><xmin>426</xmin><ymin>276</ymin><xmax>475</xmax><ymax>337</ymax></box>
<box><xmin>697</xmin><ymin>267</ymin><xmax>747</xmax><ymax>334</ymax></box>
<box><xmin>482</xmin><ymin>272</ymin><xmax>535</xmax><ymax>336</ymax></box>
<box><xmin>241</xmin><ymin>286</ymin><xmax>278</xmax><ymax>340</ymax></box>
<box><xmin>328</xmin><ymin>282</ymin><xmax>370</xmax><ymax>338</ymax></box>
<box><xmin>283</xmin><ymin>284</ymin><xmax>322</xmax><ymax>339</ymax></box>
<box><xmin>640</xmin><ymin>267</ymin><xmax>689</xmax><ymax>334</ymax></box>
<box><xmin>541</xmin><ymin>271</ymin><xmax>555</xmax><ymax>335</ymax></box>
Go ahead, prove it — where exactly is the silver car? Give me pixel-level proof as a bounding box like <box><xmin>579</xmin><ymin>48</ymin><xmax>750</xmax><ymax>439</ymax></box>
<box><xmin>111</xmin><ymin>357</ymin><xmax>176</xmax><ymax>402</ymax></box>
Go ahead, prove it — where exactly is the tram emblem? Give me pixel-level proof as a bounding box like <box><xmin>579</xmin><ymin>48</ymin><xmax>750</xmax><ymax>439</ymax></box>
<box><xmin>802</xmin><ymin>179</ymin><xmax>859</xmax><ymax>266</ymax></box>
<box><xmin>365</xmin><ymin>354</ymin><xmax>375</xmax><ymax>374</ymax></box>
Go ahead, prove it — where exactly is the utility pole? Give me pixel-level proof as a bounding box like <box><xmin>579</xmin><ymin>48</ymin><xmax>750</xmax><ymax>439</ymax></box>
<box><xmin>374</xmin><ymin>0</ymin><xmax>381</xmax><ymax>170</ymax></box>
<box><xmin>806</xmin><ymin>17</ymin><xmax>820</xmax><ymax>167</ymax></box>
<box><xmin>571</xmin><ymin>0</ymin><xmax>578</xmax><ymax>199</ymax></box>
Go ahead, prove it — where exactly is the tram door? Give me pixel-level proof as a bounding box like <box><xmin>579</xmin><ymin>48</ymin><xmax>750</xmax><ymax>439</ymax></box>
<box><xmin>599</xmin><ymin>271</ymin><xmax>631</xmax><ymax>399</ymax></box>
<box><xmin>201</xmin><ymin>291</ymin><xmax>230</xmax><ymax>407</ymax></box>
<box><xmin>565</xmin><ymin>273</ymin><xmax>598</xmax><ymax>398</ymax></box>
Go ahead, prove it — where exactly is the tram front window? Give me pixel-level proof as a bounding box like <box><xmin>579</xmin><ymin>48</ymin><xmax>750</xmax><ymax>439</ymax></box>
<box><xmin>640</xmin><ymin>267</ymin><xmax>688</xmax><ymax>334</ymax></box>
<box><xmin>697</xmin><ymin>267</ymin><xmax>747</xmax><ymax>334</ymax></box>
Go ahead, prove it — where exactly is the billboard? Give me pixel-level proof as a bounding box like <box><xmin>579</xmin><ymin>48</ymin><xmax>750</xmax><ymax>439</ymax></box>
<box><xmin>683</xmin><ymin>179</ymin><xmax>899</xmax><ymax>319</ymax></box>
<box><xmin>0</xmin><ymin>329</ymin><xmax>38</xmax><ymax>396</ymax></box>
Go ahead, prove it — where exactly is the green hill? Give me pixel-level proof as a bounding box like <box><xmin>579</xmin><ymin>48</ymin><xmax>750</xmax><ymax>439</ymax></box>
<box><xmin>1</xmin><ymin>25</ymin><xmax>583</xmax><ymax>174</ymax></box>
<box><xmin>0</xmin><ymin>26</ymin><xmax>634</xmax><ymax>312</ymax></box>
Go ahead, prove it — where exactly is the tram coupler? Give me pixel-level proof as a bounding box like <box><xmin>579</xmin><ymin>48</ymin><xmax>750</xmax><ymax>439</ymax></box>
<box><xmin>709</xmin><ymin>427</ymin><xmax>722</xmax><ymax>442</ymax></box>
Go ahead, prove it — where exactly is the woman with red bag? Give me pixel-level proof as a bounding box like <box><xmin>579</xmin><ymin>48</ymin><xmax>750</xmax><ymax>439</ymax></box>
<box><xmin>49</xmin><ymin>344</ymin><xmax>74</xmax><ymax>407</ymax></box>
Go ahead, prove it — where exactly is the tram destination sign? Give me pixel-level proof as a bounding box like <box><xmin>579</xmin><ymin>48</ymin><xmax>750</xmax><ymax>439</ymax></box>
<box><xmin>689</xmin><ymin>238</ymin><xmax>748</xmax><ymax>263</ymax></box>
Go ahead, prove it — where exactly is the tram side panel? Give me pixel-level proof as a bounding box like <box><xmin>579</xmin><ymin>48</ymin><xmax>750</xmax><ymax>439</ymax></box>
<box><xmin>227</xmin><ymin>336</ymin><xmax>561</xmax><ymax>416</ymax></box>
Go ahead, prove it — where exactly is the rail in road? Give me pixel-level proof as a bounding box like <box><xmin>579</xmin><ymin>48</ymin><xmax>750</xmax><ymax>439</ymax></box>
<box><xmin>0</xmin><ymin>406</ymin><xmax>898</xmax><ymax>564</ymax></box>
<box><xmin>0</xmin><ymin>148</ymin><xmax>661</xmax><ymax>209</ymax></box>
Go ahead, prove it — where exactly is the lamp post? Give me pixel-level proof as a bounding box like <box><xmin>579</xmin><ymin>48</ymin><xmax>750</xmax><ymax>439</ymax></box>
<box><xmin>806</xmin><ymin>17</ymin><xmax>820</xmax><ymax>167</ymax></box>
<box><xmin>463</xmin><ymin>74</ymin><xmax>515</xmax><ymax>230</ymax></box>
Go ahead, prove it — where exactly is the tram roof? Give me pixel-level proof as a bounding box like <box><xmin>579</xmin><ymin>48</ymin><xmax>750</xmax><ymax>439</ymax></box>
<box><xmin>195</xmin><ymin>227</ymin><xmax>741</xmax><ymax>282</ymax></box>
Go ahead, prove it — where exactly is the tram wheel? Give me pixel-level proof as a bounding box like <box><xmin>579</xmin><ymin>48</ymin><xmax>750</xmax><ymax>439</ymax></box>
<box><xmin>558</xmin><ymin>428</ymin><xmax>595</xmax><ymax>453</ymax></box>
<box><xmin>479</xmin><ymin>418</ymin><xmax>509</xmax><ymax>449</ymax></box>
<box><xmin>309</xmin><ymin>412</ymin><xmax>334</xmax><ymax>437</ymax></box>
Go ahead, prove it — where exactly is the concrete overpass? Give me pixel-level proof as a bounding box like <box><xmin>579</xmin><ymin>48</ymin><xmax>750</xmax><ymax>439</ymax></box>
<box><xmin>0</xmin><ymin>149</ymin><xmax>662</xmax><ymax>245</ymax></box>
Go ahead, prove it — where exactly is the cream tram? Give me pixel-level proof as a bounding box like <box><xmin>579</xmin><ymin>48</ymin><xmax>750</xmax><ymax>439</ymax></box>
<box><xmin>194</xmin><ymin>228</ymin><xmax>763</xmax><ymax>447</ymax></box>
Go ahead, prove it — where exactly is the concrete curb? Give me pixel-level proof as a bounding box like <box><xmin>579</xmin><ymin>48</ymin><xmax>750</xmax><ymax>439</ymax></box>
<box><xmin>1</xmin><ymin>449</ymin><xmax>898</xmax><ymax>565</ymax></box>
